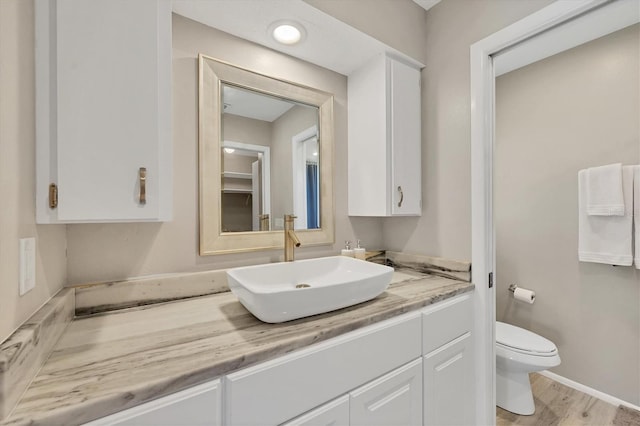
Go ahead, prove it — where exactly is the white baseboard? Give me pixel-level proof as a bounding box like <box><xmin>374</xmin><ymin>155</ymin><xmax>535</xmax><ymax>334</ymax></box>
<box><xmin>539</xmin><ymin>370</ymin><xmax>640</xmax><ymax>412</ymax></box>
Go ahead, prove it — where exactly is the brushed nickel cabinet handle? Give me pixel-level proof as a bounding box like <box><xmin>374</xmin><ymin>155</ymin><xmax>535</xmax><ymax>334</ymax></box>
<box><xmin>397</xmin><ymin>185</ymin><xmax>404</xmax><ymax>207</ymax></box>
<box><xmin>139</xmin><ymin>167</ymin><xmax>147</xmax><ymax>205</ymax></box>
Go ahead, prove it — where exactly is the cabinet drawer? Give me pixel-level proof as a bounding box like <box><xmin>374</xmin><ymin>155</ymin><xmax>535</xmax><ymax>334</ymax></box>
<box><xmin>281</xmin><ymin>395</ymin><xmax>349</xmax><ymax>426</ymax></box>
<box><xmin>422</xmin><ymin>294</ymin><xmax>472</xmax><ymax>355</ymax></box>
<box><xmin>85</xmin><ymin>380</ymin><xmax>221</xmax><ymax>426</ymax></box>
<box><xmin>224</xmin><ymin>312</ymin><xmax>422</xmax><ymax>426</ymax></box>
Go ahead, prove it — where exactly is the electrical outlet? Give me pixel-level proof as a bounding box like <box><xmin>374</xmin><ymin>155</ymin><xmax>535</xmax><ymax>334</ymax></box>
<box><xmin>19</xmin><ymin>238</ymin><xmax>36</xmax><ymax>296</ymax></box>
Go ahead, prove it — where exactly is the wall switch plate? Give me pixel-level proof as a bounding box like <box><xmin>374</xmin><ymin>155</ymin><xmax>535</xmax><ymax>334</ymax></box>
<box><xmin>19</xmin><ymin>238</ymin><xmax>36</xmax><ymax>296</ymax></box>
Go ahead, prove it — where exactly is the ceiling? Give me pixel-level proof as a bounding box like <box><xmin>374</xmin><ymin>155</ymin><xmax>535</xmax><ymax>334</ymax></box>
<box><xmin>223</xmin><ymin>85</ymin><xmax>296</xmax><ymax>122</ymax></box>
<box><xmin>172</xmin><ymin>0</ymin><xmax>423</xmax><ymax>76</ymax></box>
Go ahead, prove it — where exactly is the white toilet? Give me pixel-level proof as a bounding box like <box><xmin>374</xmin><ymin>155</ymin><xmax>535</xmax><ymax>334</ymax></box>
<box><xmin>496</xmin><ymin>321</ymin><xmax>561</xmax><ymax>415</ymax></box>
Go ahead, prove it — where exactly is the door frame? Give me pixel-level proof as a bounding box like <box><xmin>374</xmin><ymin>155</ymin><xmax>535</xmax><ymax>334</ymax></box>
<box><xmin>292</xmin><ymin>125</ymin><xmax>319</xmax><ymax>230</ymax></box>
<box><xmin>222</xmin><ymin>140</ymin><xmax>271</xmax><ymax>221</ymax></box>
<box><xmin>470</xmin><ymin>0</ymin><xmax>639</xmax><ymax>423</ymax></box>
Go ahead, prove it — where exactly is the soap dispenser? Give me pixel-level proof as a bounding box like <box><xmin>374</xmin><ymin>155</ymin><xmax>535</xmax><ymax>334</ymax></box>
<box><xmin>354</xmin><ymin>240</ymin><xmax>366</xmax><ymax>260</ymax></box>
<box><xmin>341</xmin><ymin>241</ymin><xmax>354</xmax><ymax>257</ymax></box>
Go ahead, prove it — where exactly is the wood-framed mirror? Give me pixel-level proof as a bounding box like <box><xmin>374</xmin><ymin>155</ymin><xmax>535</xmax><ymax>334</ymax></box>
<box><xmin>198</xmin><ymin>55</ymin><xmax>335</xmax><ymax>255</ymax></box>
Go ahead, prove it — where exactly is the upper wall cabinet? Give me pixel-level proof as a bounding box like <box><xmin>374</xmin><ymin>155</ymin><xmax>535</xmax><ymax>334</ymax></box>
<box><xmin>348</xmin><ymin>54</ymin><xmax>422</xmax><ymax>217</ymax></box>
<box><xmin>35</xmin><ymin>0</ymin><xmax>172</xmax><ymax>223</ymax></box>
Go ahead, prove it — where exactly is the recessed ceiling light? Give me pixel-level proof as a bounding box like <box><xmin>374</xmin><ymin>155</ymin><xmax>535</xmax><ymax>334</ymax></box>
<box><xmin>224</xmin><ymin>148</ymin><xmax>235</xmax><ymax>154</ymax></box>
<box><xmin>269</xmin><ymin>21</ymin><xmax>305</xmax><ymax>45</ymax></box>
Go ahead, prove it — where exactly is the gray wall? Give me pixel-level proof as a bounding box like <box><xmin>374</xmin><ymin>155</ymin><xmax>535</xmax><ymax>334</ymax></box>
<box><xmin>495</xmin><ymin>24</ymin><xmax>640</xmax><ymax>404</ymax></box>
<box><xmin>271</xmin><ymin>105</ymin><xmax>318</xmax><ymax>223</ymax></box>
<box><xmin>0</xmin><ymin>0</ymin><xmax>67</xmax><ymax>344</ymax></box>
<box><xmin>382</xmin><ymin>0</ymin><xmax>553</xmax><ymax>260</ymax></box>
<box><xmin>64</xmin><ymin>14</ymin><xmax>384</xmax><ymax>284</ymax></box>
<box><xmin>223</xmin><ymin>114</ymin><xmax>272</xmax><ymax>147</ymax></box>
<box><xmin>303</xmin><ymin>0</ymin><xmax>429</xmax><ymax>65</ymax></box>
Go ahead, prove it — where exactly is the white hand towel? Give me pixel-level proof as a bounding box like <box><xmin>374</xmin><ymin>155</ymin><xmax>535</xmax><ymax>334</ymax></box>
<box><xmin>586</xmin><ymin>163</ymin><xmax>625</xmax><ymax>216</ymax></box>
<box><xmin>578</xmin><ymin>165</ymin><xmax>633</xmax><ymax>266</ymax></box>
<box><xmin>634</xmin><ymin>167</ymin><xmax>640</xmax><ymax>268</ymax></box>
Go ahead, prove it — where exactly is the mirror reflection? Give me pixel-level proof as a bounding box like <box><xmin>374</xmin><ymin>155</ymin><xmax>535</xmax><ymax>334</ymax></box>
<box><xmin>221</xmin><ymin>141</ymin><xmax>270</xmax><ymax>232</ymax></box>
<box><xmin>221</xmin><ymin>84</ymin><xmax>320</xmax><ymax>232</ymax></box>
<box><xmin>198</xmin><ymin>54</ymin><xmax>334</xmax><ymax>255</ymax></box>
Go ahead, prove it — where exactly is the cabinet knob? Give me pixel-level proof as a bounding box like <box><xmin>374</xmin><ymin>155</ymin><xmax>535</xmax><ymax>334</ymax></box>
<box><xmin>397</xmin><ymin>186</ymin><xmax>404</xmax><ymax>207</ymax></box>
<box><xmin>139</xmin><ymin>167</ymin><xmax>147</xmax><ymax>205</ymax></box>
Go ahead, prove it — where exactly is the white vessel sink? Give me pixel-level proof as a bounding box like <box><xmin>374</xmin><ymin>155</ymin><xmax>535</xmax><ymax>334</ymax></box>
<box><xmin>227</xmin><ymin>256</ymin><xmax>394</xmax><ymax>323</ymax></box>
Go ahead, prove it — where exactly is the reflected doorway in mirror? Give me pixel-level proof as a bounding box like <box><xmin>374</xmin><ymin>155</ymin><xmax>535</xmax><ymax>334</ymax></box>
<box><xmin>292</xmin><ymin>125</ymin><xmax>320</xmax><ymax>230</ymax></box>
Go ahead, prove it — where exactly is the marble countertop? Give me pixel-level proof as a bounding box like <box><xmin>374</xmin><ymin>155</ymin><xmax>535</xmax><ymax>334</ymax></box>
<box><xmin>2</xmin><ymin>271</ymin><xmax>473</xmax><ymax>426</ymax></box>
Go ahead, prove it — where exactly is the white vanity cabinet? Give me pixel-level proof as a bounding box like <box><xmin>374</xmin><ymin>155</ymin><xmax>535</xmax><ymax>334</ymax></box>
<box><xmin>87</xmin><ymin>292</ymin><xmax>474</xmax><ymax>426</ymax></box>
<box><xmin>281</xmin><ymin>395</ymin><xmax>350</xmax><ymax>426</ymax></box>
<box><xmin>224</xmin><ymin>312</ymin><xmax>422</xmax><ymax>426</ymax></box>
<box><xmin>422</xmin><ymin>294</ymin><xmax>475</xmax><ymax>426</ymax></box>
<box><xmin>84</xmin><ymin>380</ymin><xmax>221</xmax><ymax>426</ymax></box>
<box><xmin>283</xmin><ymin>359</ymin><xmax>423</xmax><ymax>426</ymax></box>
<box><xmin>348</xmin><ymin>53</ymin><xmax>422</xmax><ymax>217</ymax></box>
<box><xmin>350</xmin><ymin>358</ymin><xmax>423</xmax><ymax>426</ymax></box>
<box><xmin>423</xmin><ymin>335</ymin><xmax>473</xmax><ymax>426</ymax></box>
<box><xmin>35</xmin><ymin>0</ymin><xmax>172</xmax><ymax>223</ymax></box>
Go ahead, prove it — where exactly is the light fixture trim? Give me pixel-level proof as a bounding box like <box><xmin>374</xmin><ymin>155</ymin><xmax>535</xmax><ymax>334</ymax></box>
<box><xmin>269</xmin><ymin>20</ymin><xmax>306</xmax><ymax>45</ymax></box>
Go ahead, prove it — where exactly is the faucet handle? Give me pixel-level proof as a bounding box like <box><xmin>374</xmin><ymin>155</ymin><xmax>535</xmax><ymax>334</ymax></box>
<box><xmin>284</xmin><ymin>214</ymin><xmax>297</xmax><ymax>221</ymax></box>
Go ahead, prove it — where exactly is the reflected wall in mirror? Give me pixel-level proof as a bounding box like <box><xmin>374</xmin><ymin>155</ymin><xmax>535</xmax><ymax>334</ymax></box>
<box><xmin>199</xmin><ymin>55</ymin><xmax>334</xmax><ymax>255</ymax></box>
<box><xmin>221</xmin><ymin>84</ymin><xmax>320</xmax><ymax>232</ymax></box>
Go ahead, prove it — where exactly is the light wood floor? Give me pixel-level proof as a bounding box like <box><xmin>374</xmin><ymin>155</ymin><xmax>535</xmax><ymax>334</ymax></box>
<box><xmin>496</xmin><ymin>373</ymin><xmax>640</xmax><ymax>426</ymax></box>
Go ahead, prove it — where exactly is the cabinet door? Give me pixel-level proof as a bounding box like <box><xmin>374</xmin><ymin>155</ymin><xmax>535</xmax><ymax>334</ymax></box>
<box><xmin>349</xmin><ymin>358</ymin><xmax>422</xmax><ymax>426</ymax></box>
<box><xmin>84</xmin><ymin>380</ymin><xmax>221</xmax><ymax>426</ymax></box>
<box><xmin>423</xmin><ymin>334</ymin><xmax>473</xmax><ymax>426</ymax></box>
<box><xmin>390</xmin><ymin>58</ymin><xmax>421</xmax><ymax>216</ymax></box>
<box><xmin>35</xmin><ymin>0</ymin><xmax>172</xmax><ymax>223</ymax></box>
<box><xmin>347</xmin><ymin>53</ymin><xmax>422</xmax><ymax>217</ymax></box>
<box><xmin>347</xmin><ymin>53</ymin><xmax>389</xmax><ymax>217</ymax></box>
<box><xmin>281</xmin><ymin>395</ymin><xmax>349</xmax><ymax>426</ymax></box>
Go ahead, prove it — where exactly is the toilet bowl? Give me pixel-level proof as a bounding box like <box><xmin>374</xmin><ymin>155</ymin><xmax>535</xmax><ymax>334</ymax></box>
<box><xmin>496</xmin><ymin>321</ymin><xmax>561</xmax><ymax>415</ymax></box>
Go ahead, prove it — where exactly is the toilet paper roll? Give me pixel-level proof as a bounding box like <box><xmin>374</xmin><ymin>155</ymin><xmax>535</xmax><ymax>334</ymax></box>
<box><xmin>513</xmin><ymin>287</ymin><xmax>535</xmax><ymax>304</ymax></box>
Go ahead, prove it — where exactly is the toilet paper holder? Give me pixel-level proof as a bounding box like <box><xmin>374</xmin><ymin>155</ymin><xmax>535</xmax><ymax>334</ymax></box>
<box><xmin>508</xmin><ymin>283</ymin><xmax>536</xmax><ymax>303</ymax></box>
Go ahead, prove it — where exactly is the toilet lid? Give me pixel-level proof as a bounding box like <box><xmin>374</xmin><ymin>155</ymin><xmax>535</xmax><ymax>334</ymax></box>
<box><xmin>496</xmin><ymin>322</ymin><xmax>557</xmax><ymax>355</ymax></box>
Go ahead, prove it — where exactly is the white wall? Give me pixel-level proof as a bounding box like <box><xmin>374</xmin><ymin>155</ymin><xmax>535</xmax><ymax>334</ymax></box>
<box><xmin>0</xmin><ymin>0</ymin><xmax>67</xmax><ymax>344</ymax></box>
<box><xmin>495</xmin><ymin>24</ymin><xmax>640</xmax><ymax>405</ymax></box>
<box><xmin>382</xmin><ymin>0</ymin><xmax>554</xmax><ymax>260</ymax></box>
<box><xmin>64</xmin><ymin>14</ymin><xmax>383</xmax><ymax>284</ymax></box>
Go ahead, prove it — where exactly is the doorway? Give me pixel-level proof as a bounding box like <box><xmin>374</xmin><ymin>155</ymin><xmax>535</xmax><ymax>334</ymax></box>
<box><xmin>470</xmin><ymin>1</ymin><xmax>640</xmax><ymax>423</ymax></box>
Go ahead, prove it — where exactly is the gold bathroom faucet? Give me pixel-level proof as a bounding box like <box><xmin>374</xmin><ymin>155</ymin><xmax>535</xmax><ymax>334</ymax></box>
<box><xmin>284</xmin><ymin>214</ymin><xmax>301</xmax><ymax>262</ymax></box>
